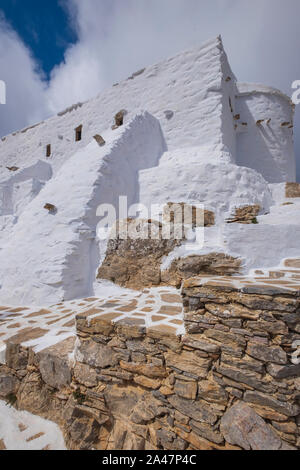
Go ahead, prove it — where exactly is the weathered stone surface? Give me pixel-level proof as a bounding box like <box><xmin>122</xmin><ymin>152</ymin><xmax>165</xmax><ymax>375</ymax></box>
<box><xmin>17</xmin><ymin>372</ymin><xmax>52</xmax><ymax>416</ymax></box>
<box><xmin>97</xmin><ymin>219</ymin><xmax>183</xmax><ymax>289</ymax></box>
<box><xmin>93</xmin><ymin>134</ymin><xmax>106</xmax><ymax>146</ymax></box>
<box><xmin>130</xmin><ymin>396</ymin><xmax>168</xmax><ymax>424</ymax></box>
<box><xmin>78</xmin><ymin>340</ymin><xmax>118</xmax><ymax>369</ymax></box>
<box><xmin>165</xmin><ymin>350</ymin><xmax>211</xmax><ymax>379</ymax></box>
<box><xmin>0</xmin><ymin>372</ymin><xmax>19</xmax><ymax>397</ymax></box>
<box><xmin>190</xmin><ymin>420</ymin><xmax>224</xmax><ymax>445</ymax></box>
<box><xmin>5</xmin><ymin>343</ymin><xmax>28</xmax><ymax>370</ymax></box>
<box><xmin>126</xmin><ymin>338</ymin><xmax>157</xmax><ymax>355</ymax></box>
<box><xmin>76</xmin><ymin>316</ymin><xmax>114</xmax><ymax>336</ymax></box>
<box><xmin>167</xmin><ymin>253</ymin><xmax>241</xmax><ymax>282</ymax></box>
<box><xmin>206</xmin><ymin>302</ymin><xmax>259</xmax><ymax>320</ymax></box>
<box><xmin>204</xmin><ymin>329</ymin><xmax>246</xmax><ymax>348</ymax></box>
<box><xmin>244</xmin><ymin>391</ymin><xmax>300</xmax><ymax>417</ymax></box>
<box><xmin>120</xmin><ymin>361</ymin><xmax>167</xmax><ymax>379</ymax></box>
<box><xmin>104</xmin><ymin>387</ymin><xmax>142</xmax><ymax>420</ymax></box>
<box><xmin>168</xmin><ymin>395</ymin><xmax>219</xmax><ymax>425</ymax></box>
<box><xmin>246</xmin><ymin>342</ymin><xmax>287</xmax><ymax>365</ymax></box>
<box><xmin>114</xmin><ymin>110</ymin><xmax>126</xmax><ymax>127</ymax></box>
<box><xmin>174</xmin><ymin>380</ymin><xmax>197</xmax><ymax>400</ymax></box>
<box><xmin>230</xmin><ymin>292</ymin><xmax>298</xmax><ymax>312</ymax></box>
<box><xmin>267</xmin><ymin>363</ymin><xmax>300</xmax><ymax>379</ymax></box>
<box><xmin>226</xmin><ymin>204</ymin><xmax>261</xmax><ymax>224</ymax></box>
<box><xmin>68</xmin><ymin>416</ymin><xmax>101</xmax><ymax>448</ymax></box>
<box><xmin>286</xmin><ymin>182</ymin><xmax>300</xmax><ymax>198</ymax></box>
<box><xmin>221</xmin><ymin>353</ymin><xmax>264</xmax><ymax>374</ymax></box>
<box><xmin>247</xmin><ymin>404</ymin><xmax>288</xmax><ymax>422</ymax></box>
<box><xmin>182</xmin><ymin>335</ymin><xmax>220</xmax><ymax>354</ymax></box>
<box><xmin>147</xmin><ymin>329</ymin><xmax>182</xmax><ymax>352</ymax></box>
<box><xmin>133</xmin><ymin>375</ymin><xmax>162</xmax><ymax>389</ymax></box>
<box><xmin>246</xmin><ymin>318</ymin><xmax>288</xmax><ymax>336</ymax></box>
<box><xmin>220</xmin><ymin>402</ymin><xmax>283</xmax><ymax>450</ymax></box>
<box><xmin>217</xmin><ymin>365</ymin><xmax>271</xmax><ymax>393</ymax></box>
<box><xmin>38</xmin><ymin>337</ymin><xmax>75</xmax><ymax>390</ymax></box>
<box><xmin>272</xmin><ymin>420</ymin><xmax>297</xmax><ymax>434</ymax></box>
<box><xmin>175</xmin><ymin>427</ymin><xmax>220</xmax><ymax>450</ymax></box>
<box><xmin>74</xmin><ymin>363</ymin><xmax>98</xmax><ymax>388</ymax></box>
<box><xmin>197</xmin><ymin>380</ymin><xmax>228</xmax><ymax>405</ymax></box>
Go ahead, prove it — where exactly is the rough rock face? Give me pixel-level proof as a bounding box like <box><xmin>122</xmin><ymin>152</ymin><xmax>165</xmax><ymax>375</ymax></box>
<box><xmin>0</xmin><ymin>370</ymin><xmax>19</xmax><ymax>398</ymax></box>
<box><xmin>98</xmin><ymin>217</ymin><xmax>240</xmax><ymax>290</ymax></box>
<box><xmin>162</xmin><ymin>253</ymin><xmax>242</xmax><ymax>287</ymax></box>
<box><xmin>97</xmin><ymin>219</ymin><xmax>183</xmax><ymax>289</ymax></box>
<box><xmin>220</xmin><ymin>402</ymin><xmax>285</xmax><ymax>450</ymax></box>
<box><xmin>226</xmin><ymin>205</ymin><xmax>261</xmax><ymax>224</ymax></box>
<box><xmin>286</xmin><ymin>183</ymin><xmax>300</xmax><ymax>198</ymax></box>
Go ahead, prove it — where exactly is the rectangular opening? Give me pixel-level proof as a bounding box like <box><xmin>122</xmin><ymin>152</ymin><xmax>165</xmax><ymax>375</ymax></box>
<box><xmin>46</xmin><ymin>144</ymin><xmax>51</xmax><ymax>157</ymax></box>
<box><xmin>75</xmin><ymin>125</ymin><xmax>82</xmax><ymax>142</ymax></box>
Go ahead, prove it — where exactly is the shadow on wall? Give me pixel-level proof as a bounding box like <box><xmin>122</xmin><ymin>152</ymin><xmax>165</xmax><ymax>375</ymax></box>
<box><xmin>49</xmin><ymin>111</ymin><xmax>168</xmax><ymax>303</ymax></box>
<box><xmin>236</xmin><ymin>93</ymin><xmax>295</xmax><ymax>183</ymax></box>
<box><xmin>0</xmin><ymin>160</ymin><xmax>52</xmax><ymax>217</ymax></box>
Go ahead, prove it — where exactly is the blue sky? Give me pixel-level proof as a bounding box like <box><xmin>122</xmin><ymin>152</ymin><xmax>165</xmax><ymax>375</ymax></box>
<box><xmin>0</xmin><ymin>0</ymin><xmax>299</xmax><ymax>179</ymax></box>
<box><xmin>0</xmin><ymin>0</ymin><xmax>76</xmax><ymax>77</ymax></box>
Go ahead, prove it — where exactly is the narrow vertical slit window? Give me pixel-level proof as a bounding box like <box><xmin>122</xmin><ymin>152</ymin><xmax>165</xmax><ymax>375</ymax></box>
<box><xmin>46</xmin><ymin>144</ymin><xmax>51</xmax><ymax>157</ymax></box>
<box><xmin>75</xmin><ymin>125</ymin><xmax>83</xmax><ymax>142</ymax></box>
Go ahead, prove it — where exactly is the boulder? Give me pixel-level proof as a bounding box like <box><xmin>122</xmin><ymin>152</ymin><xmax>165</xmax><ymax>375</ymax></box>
<box><xmin>37</xmin><ymin>337</ymin><xmax>75</xmax><ymax>390</ymax></box>
<box><xmin>220</xmin><ymin>402</ymin><xmax>284</xmax><ymax>450</ymax></box>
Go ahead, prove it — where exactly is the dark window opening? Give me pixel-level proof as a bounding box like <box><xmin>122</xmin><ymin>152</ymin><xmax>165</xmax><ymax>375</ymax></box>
<box><xmin>46</xmin><ymin>144</ymin><xmax>51</xmax><ymax>157</ymax></box>
<box><xmin>75</xmin><ymin>125</ymin><xmax>83</xmax><ymax>142</ymax></box>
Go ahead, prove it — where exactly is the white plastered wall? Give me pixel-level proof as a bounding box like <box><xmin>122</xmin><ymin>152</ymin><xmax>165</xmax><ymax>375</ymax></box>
<box><xmin>236</xmin><ymin>83</ymin><xmax>296</xmax><ymax>183</ymax></box>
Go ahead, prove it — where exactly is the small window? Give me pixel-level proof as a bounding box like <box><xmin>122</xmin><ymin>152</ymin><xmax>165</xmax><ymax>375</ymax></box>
<box><xmin>75</xmin><ymin>125</ymin><xmax>82</xmax><ymax>142</ymax></box>
<box><xmin>46</xmin><ymin>144</ymin><xmax>51</xmax><ymax>157</ymax></box>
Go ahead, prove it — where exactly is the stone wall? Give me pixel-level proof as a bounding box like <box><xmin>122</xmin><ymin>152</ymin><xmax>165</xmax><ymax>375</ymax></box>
<box><xmin>0</xmin><ymin>280</ymin><xmax>300</xmax><ymax>450</ymax></box>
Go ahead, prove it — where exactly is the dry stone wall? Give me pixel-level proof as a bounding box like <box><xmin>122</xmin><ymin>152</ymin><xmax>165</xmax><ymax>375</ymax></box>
<box><xmin>0</xmin><ymin>280</ymin><xmax>299</xmax><ymax>450</ymax></box>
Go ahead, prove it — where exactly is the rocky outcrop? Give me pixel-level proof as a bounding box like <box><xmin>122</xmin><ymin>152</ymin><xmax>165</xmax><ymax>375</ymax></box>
<box><xmin>162</xmin><ymin>253</ymin><xmax>242</xmax><ymax>287</ymax></box>
<box><xmin>97</xmin><ymin>219</ymin><xmax>184</xmax><ymax>289</ymax></box>
<box><xmin>98</xmin><ymin>217</ymin><xmax>240</xmax><ymax>290</ymax></box>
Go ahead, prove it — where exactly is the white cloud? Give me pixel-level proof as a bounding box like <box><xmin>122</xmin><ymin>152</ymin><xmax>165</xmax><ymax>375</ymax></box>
<box><xmin>46</xmin><ymin>0</ymin><xmax>300</xmax><ymax>109</ymax></box>
<box><xmin>0</xmin><ymin>15</ymin><xmax>50</xmax><ymax>137</ymax></box>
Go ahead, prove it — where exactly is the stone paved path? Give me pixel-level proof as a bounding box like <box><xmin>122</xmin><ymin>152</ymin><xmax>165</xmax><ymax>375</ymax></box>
<box><xmin>183</xmin><ymin>259</ymin><xmax>300</xmax><ymax>293</ymax></box>
<box><xmin>0</xmin><ymin>286</ymin><xmax>185</xmax><ymax>364</ymax></box>
<box><xmin>0</xmin><ymin>400</ymin><xmax>66</xmax><ymax>450</ymax></box>
<box><xmin>1</xmin><ymin>259</ymin><xmax>300</xmax><ymax>362</ymax></box>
